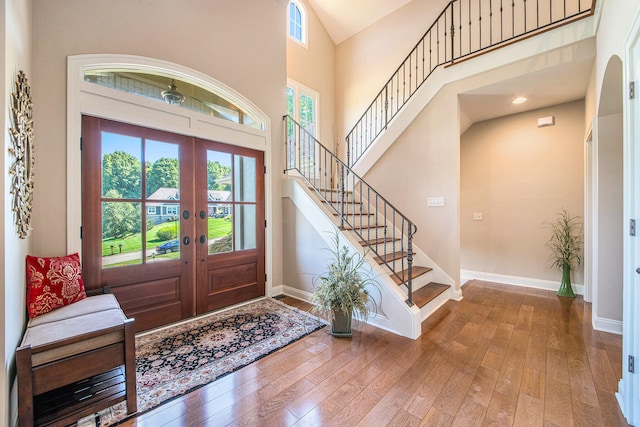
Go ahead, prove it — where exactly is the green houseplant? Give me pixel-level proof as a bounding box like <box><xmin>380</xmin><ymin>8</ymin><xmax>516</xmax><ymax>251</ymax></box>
<box><xmin>311</xmin><ymin>231</ymin><xmax>377</xmax><ymax>337</ymax></box>
<box><xmin>545</xmin><ymin>209</ymin><xmax>583</xmax><ymax>298</ymax></box>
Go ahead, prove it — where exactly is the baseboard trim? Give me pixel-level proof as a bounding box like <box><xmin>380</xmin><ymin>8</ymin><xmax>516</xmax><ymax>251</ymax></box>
<box><xmin>279</xmin><ymin>285</ymin><xmax>400</xmax><ymax>334</ymax></box>
<box><xmin>460</xmin><ymin>269</ymin><xmax>584</xmax><ymax>295</ymax></box>
<box><xmin>280</xmin><ymin>285</ymin><xmax>313</xmax><ymax>303</ymax></box>
<box><xmin>270</xmin><ymin>284</ymin><xmax>285</xmax><ymax>298</ymax></box>
<box><xmin>593</xmin><ymin>316</ymin><xmax>623</xmax><ymax>335</ymax></box>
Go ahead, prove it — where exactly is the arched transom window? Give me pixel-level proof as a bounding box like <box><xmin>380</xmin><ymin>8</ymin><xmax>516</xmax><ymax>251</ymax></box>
<box><xmin>83</xmin><ymin>69</ymin><xmax>265</xmax><ymax>130</ymax></box>
<box><xmin>288</xmin><ymin>0</ymin><xmax>307</xmax><ymax>46</ymax></box>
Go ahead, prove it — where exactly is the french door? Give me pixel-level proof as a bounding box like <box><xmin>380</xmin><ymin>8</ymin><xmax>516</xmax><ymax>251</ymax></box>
<box><xmin>81</xmin><ymin>116</ymin><xmax>265</xmax><ymax>331</ymax></box>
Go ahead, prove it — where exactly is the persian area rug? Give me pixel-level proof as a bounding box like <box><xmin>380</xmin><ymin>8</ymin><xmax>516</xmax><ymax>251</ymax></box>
<box><xmin>95</xmin><ymin>298</ymin><xmax>325</xmax><ymax>426</ymax></box>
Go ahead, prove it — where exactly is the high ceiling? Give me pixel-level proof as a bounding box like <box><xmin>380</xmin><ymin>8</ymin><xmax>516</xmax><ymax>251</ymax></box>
<box><xmin>304</xmin><ymin>0</ymin><xmax>593</xmax><ymax>125</ymax></box>
<box><xmin>305</xmin><ymin>0</ymin><xmax>412</xmax><ymax>44</ymax></box>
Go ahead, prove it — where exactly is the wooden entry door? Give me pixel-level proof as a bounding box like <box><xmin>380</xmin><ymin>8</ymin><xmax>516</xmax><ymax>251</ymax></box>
<box><xmin>195</xmin><ymin>140</ymin><xmax>265</xmax><ymax>313</ymax></box>
<box><xmin>81</xmin><ymin>116</ymin><xmax>265</xmax><ymax>331</ymax></box>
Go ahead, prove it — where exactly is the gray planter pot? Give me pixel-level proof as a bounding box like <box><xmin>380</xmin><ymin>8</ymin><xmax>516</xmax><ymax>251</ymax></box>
<box><xmin>330</xmin><ymin>308</ymin><xmax>352</xmax><ymax>337</ymax></box>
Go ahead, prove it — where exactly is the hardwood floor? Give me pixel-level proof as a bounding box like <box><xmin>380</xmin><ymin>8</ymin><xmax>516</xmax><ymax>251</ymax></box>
<box><xmin>119</xmin><ymin>280</ymin><xmax>629</xmax><ymax>426</ymax></box>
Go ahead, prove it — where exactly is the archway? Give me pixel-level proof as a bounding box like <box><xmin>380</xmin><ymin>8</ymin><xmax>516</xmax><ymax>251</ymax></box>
<box><xmin>593</xmin><ymin>55</ymin><xmax>623</xmax><ymax>332</ymax></box>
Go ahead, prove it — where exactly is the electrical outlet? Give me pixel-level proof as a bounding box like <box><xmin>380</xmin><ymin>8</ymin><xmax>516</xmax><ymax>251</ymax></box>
<box><xmin>427</xmin><ymin>197</ymin><xmax>444</xmax><ymax>207</ymax></box>
<box><xmin>473</xmin><ymin>212</ymin><xmax>483</xmax><ymax>221</ymax></box>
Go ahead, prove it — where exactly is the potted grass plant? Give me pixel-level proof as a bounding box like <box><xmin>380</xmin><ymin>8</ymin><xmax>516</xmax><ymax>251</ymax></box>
<box><xmin>311</xmin><ymin>231</ymin><xmax>377</xmax><ymax>337</ymax></box>
<box><xmin>545</xmin><ymin>209</ymin><xmax>583</xmax><ymax>298</ymax></box>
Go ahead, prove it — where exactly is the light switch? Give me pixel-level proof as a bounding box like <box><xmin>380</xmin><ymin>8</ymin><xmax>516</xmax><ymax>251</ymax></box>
<box><xmin>427</xmin><ymin>197</ymin><xmax>445</xmax><ymax>207</ymax></box>
<box><xmin>473</xmin><ymin>212</ymin><xmax>483</xmax><ymax>221</ymax></box>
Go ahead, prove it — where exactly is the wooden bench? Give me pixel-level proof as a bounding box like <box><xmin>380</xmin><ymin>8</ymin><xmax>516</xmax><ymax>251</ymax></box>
<box><xmin>16</xmin><ymin>294</ymin><xmax>137</xmax><ymax>426</ymax></box>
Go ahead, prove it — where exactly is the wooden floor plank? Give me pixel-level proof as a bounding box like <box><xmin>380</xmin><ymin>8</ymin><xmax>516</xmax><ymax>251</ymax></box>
<box><xmin>118</xmin><ymin>281</ymin><xmax>629</xmax><ymax>427</ymax></box>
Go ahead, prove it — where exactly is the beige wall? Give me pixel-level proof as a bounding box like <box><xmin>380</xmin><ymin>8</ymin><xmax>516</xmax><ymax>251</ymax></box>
<box><xmin>461</xmin><ymin>100</ymin><xmax>585</xmax><ymax>283</ymax></box>
<box><xmin>3</xmin><ymin>0</ymin><xmax>32</xmax><ymax>424</ymax></box>
<box><xmin>597</xmin><ymin>112</ymin><xmax>623</xmax><ymax>321</ymax></box>
<box><xmin>363</xmin><ymin>86</ymin><xmax>460</xmax><ymax>285</ymax></box>
<box><xmin>282</xmin><ymin>198</ymin><xmax>325</xmax><ymax>293</ymax></box>
<box><xmin>286</xmin><ymin>0</ymin><xmax>336</xmax><ymax>147</ymax></box>
<box><xmin>335</xmin><ymin>0</ymin><xmax>449</xmax><ymax>150</ymax></box>
<box><xmin>31</xmin><ymin>0</ymin><xmax>287</xmax><ymax>267</ymax></box>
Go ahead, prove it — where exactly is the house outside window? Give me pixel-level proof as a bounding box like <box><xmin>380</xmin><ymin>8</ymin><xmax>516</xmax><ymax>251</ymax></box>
<box><xmin>287</xmin><ymin>1</ymin><xmax>307</xmax><ymax>47</ymax></box>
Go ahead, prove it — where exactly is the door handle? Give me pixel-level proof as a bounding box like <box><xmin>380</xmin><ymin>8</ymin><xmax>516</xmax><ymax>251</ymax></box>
<box><xmin>200</xmin><ymin>235</ymin><xmax>207</xmax><ymax>244</ymax></box>
<box><xmin>183</xmin><ymin>236</ymin><xmax>190</xmax><ymax>246</ymax></box>
<box><xmin>636</xmin><ymin>268</ymin><xmax>640</xmax><ymax>274</ymax></box>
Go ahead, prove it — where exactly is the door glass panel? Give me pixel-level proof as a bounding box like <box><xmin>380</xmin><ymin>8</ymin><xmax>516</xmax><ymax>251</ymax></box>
<box><xmin>207</xmin><ymin>150</ymin><xmax>233</xmax><ymax>254</ymax></box>
<box><xmin>101</xmin><ymin>132</ymin><xmax>145</xmax><ymax>268</ymax></box>
<box><xmin>145</xmin><ymin>140</ymin><xmax>181</xmax><ymax>263</ymax></box>
<box><xmin>234</xmin><ymin>204</ymin><xmax>256</xmax><ymax>251</ymax></box>
<box><xmin>101</xmin><ymin>132</ymin><xmax>142</xmax><ymax>198</ymax></box>
<box><xmin>148</xmin><ymin>217</ymin><xmax>180</xmax><ymax>261</ymax></box>
<box><xmin>207</xmin><ymin>151</ymin><xmax>232</xmax><ymax>191</ymax></box>
<box><xmin>146</xmin><ymin>140</ymin><xmax>180</xmax><ymax>198</ymax></box>
<box><xmin>102</xmin><ymin>202</ymin><xmax>142</xmax><ymax>267</ymax></box>
<box><xmin>208</xmin><ymin>203</ymin><xmax>233</xmax><ymax>254</ymax></box>
<box><xmin>234</xmin><ymin>156</ymin><xmax>256</xmax><ymax>202</ymax></box>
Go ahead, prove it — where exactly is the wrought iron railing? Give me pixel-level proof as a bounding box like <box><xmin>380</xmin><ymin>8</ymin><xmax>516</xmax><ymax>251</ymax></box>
<box><xmin>346</xmin><ymin>0</ymin><xmax>595</xmax><ymax>166</ymax></box>
<box><xmin>285</xmin><ymin>115</ymin><xmax>418</xmax><ymax>305</ymax></box>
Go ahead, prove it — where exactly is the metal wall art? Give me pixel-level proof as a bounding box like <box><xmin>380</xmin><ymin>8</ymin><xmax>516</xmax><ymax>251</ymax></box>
<box><xmin>9</xmin><ymin>70</ymin><xmax>35</xmax><ymax>239</ymax></box>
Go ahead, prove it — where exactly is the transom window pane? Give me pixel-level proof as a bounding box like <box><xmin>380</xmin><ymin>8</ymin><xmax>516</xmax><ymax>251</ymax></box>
<box><xmin>84</xmin><ymin>70</ymin><xmax>264</xmax><ymax>130</ymax></box>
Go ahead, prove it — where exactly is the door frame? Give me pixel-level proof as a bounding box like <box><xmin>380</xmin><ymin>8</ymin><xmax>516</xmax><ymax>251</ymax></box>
<box><xmin>619</xmin><ymin>13</ymin><xmax>640</xmax><ymax>425</ymax></box>
<box><xmin>66</xmin><ymin>54</ymin><xmax>275</xmax><ymax>297</ymax></box>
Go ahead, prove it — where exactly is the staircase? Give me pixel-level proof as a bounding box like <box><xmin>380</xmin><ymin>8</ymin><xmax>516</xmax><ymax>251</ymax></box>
<box><xmin>322</xmin><ymin>185</ymin><xmax>450</xmax><ymax>309</ymax></box>
<box><xmin>285</xmin><ymin>116</ymin><xmax>454</xmax><ymax>338</ymax></box>
<box><xmin>283</xmin><ymin>0</ymin><xmax>596</xmax><ymax>338</ymax></box>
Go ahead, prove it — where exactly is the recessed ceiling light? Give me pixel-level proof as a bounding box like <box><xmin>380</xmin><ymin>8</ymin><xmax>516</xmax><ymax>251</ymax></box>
<box><xmin>512</xmin><ymin>97</ymin><xmax>528</xmax><ymax>104</ymax></box>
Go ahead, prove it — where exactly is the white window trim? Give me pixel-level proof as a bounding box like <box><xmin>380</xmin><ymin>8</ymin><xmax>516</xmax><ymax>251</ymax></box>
<box><xmin>287</xmin><ymin>0</ymin><xmax>308</xmax><ymax>48</ymax></box>
<box><xmin>287</xmin><ymin>78</ymin><xmax>319</xmax><ymax>140</ymax></box>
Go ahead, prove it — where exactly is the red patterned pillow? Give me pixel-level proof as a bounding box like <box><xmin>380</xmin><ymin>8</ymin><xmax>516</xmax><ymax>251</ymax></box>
<box><xmin>26</xmin><ymin>253</ymin><xmax>87</xmax><ymax>318</ymax></box>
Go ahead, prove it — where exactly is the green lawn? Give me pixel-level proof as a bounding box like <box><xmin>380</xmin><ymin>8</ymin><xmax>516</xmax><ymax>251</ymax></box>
<box><xmin>102</xmin><ymin>217</ymin><xmax>232</xmax><ymax>258</ymax></box>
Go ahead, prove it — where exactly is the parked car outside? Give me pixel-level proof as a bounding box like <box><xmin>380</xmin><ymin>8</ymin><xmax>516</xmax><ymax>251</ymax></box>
<box><xmin>156</xmin><ymin>239</ymin><xmax>179</xmax><ymax>254</ymax></box>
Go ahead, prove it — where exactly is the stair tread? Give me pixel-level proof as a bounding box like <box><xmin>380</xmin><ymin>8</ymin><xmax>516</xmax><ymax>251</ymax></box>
<box><xmin>359</xmin><ymin>237</ymin><xmax>400</xmax><ymax>246</ymax></box>
<box><xmin>310</xmin><ymin>187</ymin><xmax>353</xmax><ymax>194</ymax></box>
<box><xmin>340</xmin><ymin>224</ymin><xmax>386</xmax><ymax>231</ymax></box>
<box><xmin>391</xmin><ymin>266</ymin><xmax>432</xmax><ymax>285</ymax></box>
<box><xmin>373</xmin><ymin>251</ymin><xmax>415</xmax><ymax>264</ymax></box>
<box><xmin>412</xmin><ymin>282</ymin><xmax>449</xmax><ymax>309</ymax></box>
<box><xmin>322</xmin><ymin>200</ymin><xmax>363</xmax><ymax>205</ymax></box>
<box><xmin>333</xmin><ymin>212</ymin><xmax>375</xmax><ymax>216</ymax></box>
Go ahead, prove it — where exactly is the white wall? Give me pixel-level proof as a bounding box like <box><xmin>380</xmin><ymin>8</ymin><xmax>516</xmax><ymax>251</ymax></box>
<box><xmin>2</xmin><ymin>0</ymin><xmax>32</xmax><ymax>424</ymax></box>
